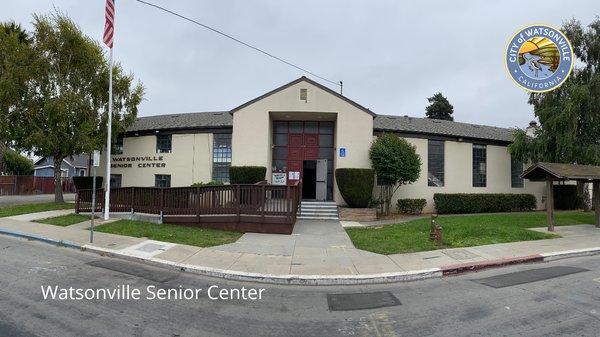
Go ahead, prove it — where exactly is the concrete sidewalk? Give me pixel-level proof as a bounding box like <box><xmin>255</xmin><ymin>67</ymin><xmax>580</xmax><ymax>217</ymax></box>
<box><xmin>1</xmin><ymin>213</ymin><xmax>600</xmax><ymax>285</ymax></box>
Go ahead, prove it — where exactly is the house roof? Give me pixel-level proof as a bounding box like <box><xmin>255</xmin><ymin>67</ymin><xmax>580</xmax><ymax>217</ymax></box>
<box><xmin>126</xmin><ymin>111</ymin><xmax>232</xmax><ymax>132</ymax></box>
<box><xmin>373</xmin><ymin>115</ymin><xmax>515</xmax><ymax>143</ymax></box>
<box><xmin>124</xmin><ymin>111</ymin><xmax>516</xmax><ymax>143</ymax></box>
<box><xmin>34</xmin><ymin>154</ymin><xmax>89</xmax><ymax>169</ymax></box>
<box><xmin>229</xmin><ymin>76</ymin><xmax>377</xmax><ymax>117</ymax></box>
<box><xmin>522</xmin><ymin>162</ymin><xmax>600</xmax><ymax>181</ymax></box>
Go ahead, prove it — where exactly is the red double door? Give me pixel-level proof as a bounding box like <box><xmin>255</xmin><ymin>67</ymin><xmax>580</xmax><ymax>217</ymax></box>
<box><xmin>286</xmin><ymin>133</ymin><xmax>318</xmax><ymax>185</ymax></box>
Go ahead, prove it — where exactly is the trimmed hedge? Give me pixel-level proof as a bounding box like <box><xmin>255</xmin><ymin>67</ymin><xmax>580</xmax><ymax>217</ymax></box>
<box><xmin>191</xmin><ymin>181</ymin><xmax>224</xmax><ymax>187</ymax></box>
<box><xmin>433</xmin><ymin>193</ymin><xmax>536</xmax><ymax>214</ymax></box>
<box><xmin>73</xmin><ymin>176</ymin><xmax>103</xmax><ymax>190</ymax></box>
<box><xmin>335</xmin><ymin>168</ymin><xmax>374</xmax><ymax>208</ymax></box>
<box><xmin>554</xmin><ymin>185</ymin><xmax>582</xmax><ymax>210</ymax></box>
<box><xmin>396</xmin><ymin>198</ymin><xmax>427</xmax><ymax>214</ymax></box>
<box><xmin>229</xmin><ymin>166</ymin><xmax>266</xmax><ymax>184</ymax></box>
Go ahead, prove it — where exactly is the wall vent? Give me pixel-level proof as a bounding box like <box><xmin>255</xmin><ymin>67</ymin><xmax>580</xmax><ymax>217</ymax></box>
<box><xmin>300</xmin><ymin>88</ymin><xmax>308</xmax><ymax>102</ymax></box>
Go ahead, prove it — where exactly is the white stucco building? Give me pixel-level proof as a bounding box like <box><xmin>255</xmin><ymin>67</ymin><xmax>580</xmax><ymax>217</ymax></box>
<box><xmin>98</xmin><ymin>76</ymin><xmax>546</xmax><ymax>212</ymax></box>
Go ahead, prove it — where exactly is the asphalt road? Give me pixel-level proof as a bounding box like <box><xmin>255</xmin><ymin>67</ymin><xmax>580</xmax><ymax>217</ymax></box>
<box><xmin>0</xmin><ymin>235</ymin><xmax>599</xmax><ymax>337</ymax></box>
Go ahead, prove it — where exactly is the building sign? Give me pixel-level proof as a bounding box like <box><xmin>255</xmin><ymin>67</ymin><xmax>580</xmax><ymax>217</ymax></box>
<box><xmin>288</xmin><ymin>171</ymin><xmax>300</xmax><ymax>180</ymax></box>
<box><xmin>92</xmin><ymin>150</ymin><xmax>101</xmax><ymax>167</ymax></box>
<box><xmin>111</xmin><ymin>156</ymin><xmax>166</xmax><ymax>169</ymax></box>
<box><xmin>339</xmin><ymin>147</ymin><xmax>346</xmax><ymax>157</ymax></box>
<box><xmin>272</xmin><ymin>172</ymin><xmax>287</xmax><ymax>185</ymax></box>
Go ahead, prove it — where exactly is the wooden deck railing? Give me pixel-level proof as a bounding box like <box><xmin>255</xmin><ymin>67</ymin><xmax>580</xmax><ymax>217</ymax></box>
<box><xmin>76</xmin><ymin>181</ymin><xmax>302</xmax><ymax>234</ymax></box>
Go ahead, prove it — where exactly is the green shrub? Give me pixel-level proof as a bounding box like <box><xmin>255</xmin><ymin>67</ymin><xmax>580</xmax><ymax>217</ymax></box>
<box><xmin>553</xmin><ymin>185</ymin><xmax>581</xmax><ymax>210</ymax></box>
<box><xmin>335</xmin><ymin>168</ymin><xmax>374</xmax><ymax>208</ymax></box>
<box><xmin>229</xmin><ymin>166</ymin><xmax>266</xmax><ymax>184</ymax></box>
<box><xmin>396</xmin><ymin>198</ymin><xmax>427</xmax><ymax>214</ymax></box>
<box><xmin>3</xmin><ymin>149</ymin><xmax>34</xmax><ymax>175</ymax></box>
<box><xmin>433</xmin><ymin>193</ymin><xmax>536</xmax><ymax>214</ymax></box>
<box><xmin>191</xmin><ymin>180</ymin><xmax>224</xmax><ymax>187</ymax></box>
<box><xmin>73</xmin><ymin>176</ymin><xmax>103</xmax><ymax>190</ymax></box>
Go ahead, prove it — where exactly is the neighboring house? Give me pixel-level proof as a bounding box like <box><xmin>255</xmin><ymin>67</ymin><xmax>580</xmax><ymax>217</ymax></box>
<box><xmin>34</xmin><ymin>154</ymin><xmax>90</xmax><ymax>178</ymax></box>
<box><xmin>98</xmin><ymin>76</ymin><xmax>547</xmax><ymax>212</ymax></box>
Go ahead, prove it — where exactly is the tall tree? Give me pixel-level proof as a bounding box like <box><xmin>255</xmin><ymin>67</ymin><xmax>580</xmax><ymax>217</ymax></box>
<box><xmin>0</xmin><ymin>22</ymin><xmax>32</xmax><ymax>174</ymax></box>
<box><xmin>4</xmin><ymin>12</ymin><xmax>144</xmax><ymax>202</ymax></box>
<box><xmin>425</xmin><ymin>92</ymin><xmax>454</xmax><ymax>121</ymax></box>
<box><xmin>509</xmin><ymin>18</ymin><xmax>600</xmax><ymax>209</ymax></box>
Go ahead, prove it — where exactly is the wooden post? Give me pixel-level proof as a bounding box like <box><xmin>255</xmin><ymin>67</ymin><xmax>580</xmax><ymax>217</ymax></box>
<box><xmin>593</xmin><ymin>180</ymin><xmax>600</xmax><ymax>228</ymax></box>
<box><xmin>546</xmin><ymin>179</ymin><xmax>555</xmax><ymax>231</ymax></box>
<box><xmin>261</xmin><ymin>185</ymin><xmax>266</xmax><ymax>222</ymax></box>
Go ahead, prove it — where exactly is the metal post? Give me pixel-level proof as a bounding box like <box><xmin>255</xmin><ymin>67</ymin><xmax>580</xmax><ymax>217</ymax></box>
<box><xmin>103</xmin><ymin>48</ymin><xmax>114</xmax><ymax>220</ymax></box>
<box><xmin>90</xmin><ymin>166</ymin><xmax>97</xmax><ymax>243</ymax></box>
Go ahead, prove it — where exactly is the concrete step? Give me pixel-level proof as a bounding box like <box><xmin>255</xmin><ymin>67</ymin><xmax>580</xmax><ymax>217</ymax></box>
<box><xmin>299</xmin><ymin>212</ymin><xmax>339</xmax><ymax>217</ymax></box>
<box><xmin>298</xmin><ymin>216</ymin><xmax>339</xmax><ymax>220</ymax></box>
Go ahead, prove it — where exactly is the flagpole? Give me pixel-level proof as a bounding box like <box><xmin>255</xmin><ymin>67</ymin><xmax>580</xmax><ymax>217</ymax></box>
<box><xmin>103</xmin><ymin>47</ymin><xmax>113</xmax><ymax>220</ymax></box>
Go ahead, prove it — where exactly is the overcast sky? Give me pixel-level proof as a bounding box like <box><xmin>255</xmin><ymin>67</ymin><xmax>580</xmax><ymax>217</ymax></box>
<box><xmin>5</xmin><ymin>1</ymin><xmax>599</xmax><ymax>128</ymax></box>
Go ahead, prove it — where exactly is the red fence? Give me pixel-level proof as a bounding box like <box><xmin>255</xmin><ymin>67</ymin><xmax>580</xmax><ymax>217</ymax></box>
<box><xmin>76</xmin><ymin>182</ymin><xmax>302</xmax><ymax>234</ymax></box>
<box><xmin>0</xmin><ymin>176</ymin><xmax>76</xmax><ymax>196</ymax></box>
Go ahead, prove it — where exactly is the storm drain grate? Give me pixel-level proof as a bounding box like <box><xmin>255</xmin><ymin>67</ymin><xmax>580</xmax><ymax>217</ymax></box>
<box><xmin>327</xmin><ymin>291</ymin><xmax>401</xmax><ymax>311</ymax></box>
<box><xmin>472</xmin><ymin>266</ymin><xmax>589</xmax><ymax>288</ymax></box>
<box><xmin>87</xmin><ymin>259</ymin><xmax>180</xmax><ymax>283</ymax></box>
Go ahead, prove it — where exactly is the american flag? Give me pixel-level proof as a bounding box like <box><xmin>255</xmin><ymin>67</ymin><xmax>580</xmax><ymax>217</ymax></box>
<box><xmin>103</xmin><ymin>0</ymin><xmax>115</xmax><ymax>48</ymax></box>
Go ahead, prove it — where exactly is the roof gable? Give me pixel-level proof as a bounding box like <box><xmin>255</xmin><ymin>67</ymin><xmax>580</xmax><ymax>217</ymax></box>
<box><xmin>229</xmin><ymin>76</ymin><xmax>376</xmax><ymax>117</ymax></box>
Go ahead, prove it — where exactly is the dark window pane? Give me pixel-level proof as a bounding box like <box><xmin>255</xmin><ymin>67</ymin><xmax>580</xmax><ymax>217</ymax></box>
<box><xmin>289</xmin><ymin>121</ymin><xmax>303</xmax><ymax>133</ymax></box>
<box><xmin>114</xmin><ymin>135</ymin><xmax>124</xmax><ymax>155</ymax></box>
<box><xmin>272</xmin><ymin>147</ymin><xmax>288</xmax><ymax>159</ymax></box>
<box><xmin>272</xmin><ymin>160</ymin><xmax>287</xmax><ymax>171</ymax></box>
<box><xmin>273</xmin><ymin>133</ymin><xmax>288</xmax><ymax>146</ymax></box>
<box><xmin>110</xmin><ymin>174</ymin><xmax>122</xmax><ymax>188</ymax></box>
<box><xmin>156</xmin><ymin>135</ymin><xmax>172</xmax><ymax>153</ymax></box>
<box><xmin>304</xmin><ymin>121</ymin><xmax>318</xmax><ymax>133</ymax></box>
<box><xmin>212</xmin><ymin>133</ymin><xmax>232</xmax><ymax>182</ymax></box>
<box><xmin>428</xmin><ymin>140</ymin><xmax>444</xmax><ymax>187</ymax></box>
<box><xmin>155</xmin><ymin>174</ymin><xmax>171</xmax><ymax>188</ymax></box>
<box><xmin>319</xmin><ymin>147</ymin><xmax>334</xmax><ymax>160</ymax></box>
<box><xmin>319</xmin><ymin>122</ymin><xmax>334</xmax><ymax>134</ymax></box>
<box><xmin>273</xmin><ymin>121</ymin><xmax>288</xmax><ymax>133</ymax></box>
<box><xmin>472</xmin><ymin>144</ymin><xmax>487</xmax><ymax>187</ymax></box>
<box><xmin>319</xmin><ymin>134</ymin><xmax>334</xmax><ymax>147</ymax></box>
<box><xmin>511</xmin><ymin>156</ymin><xmax>524</xmax><ymax>188</ymax></box>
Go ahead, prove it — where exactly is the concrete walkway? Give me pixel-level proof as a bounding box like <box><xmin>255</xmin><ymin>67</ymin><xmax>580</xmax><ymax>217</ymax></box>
<box><xmin>1</xmin><ymin>212</ymin><xmax>600</xmax><ymax>284</ymax></box>
<box><xmin>0</xmin><ymin>193</ymin><xmax>75</xmax><ymax>206</ymax></box>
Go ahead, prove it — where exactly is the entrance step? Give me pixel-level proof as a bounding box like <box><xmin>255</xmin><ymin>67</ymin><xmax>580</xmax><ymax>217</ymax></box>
<box><xmin>298</xmin><ymin>201</ymin><xmax>339</xmax><ymax>220</ymax></box>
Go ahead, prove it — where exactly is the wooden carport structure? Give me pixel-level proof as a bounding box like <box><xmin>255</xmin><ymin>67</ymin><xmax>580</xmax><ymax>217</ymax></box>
<box><xmin>522</xmin><ymin>162</ymin><xmax>600</xmax><ymax>231</ymax></box>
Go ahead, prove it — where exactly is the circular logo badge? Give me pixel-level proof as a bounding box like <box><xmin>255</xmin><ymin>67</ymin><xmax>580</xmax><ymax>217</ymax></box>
<box><xmin>505</xmin><ymin>24</ymin><xmax>574</xmax><ymax>92</ymax></box>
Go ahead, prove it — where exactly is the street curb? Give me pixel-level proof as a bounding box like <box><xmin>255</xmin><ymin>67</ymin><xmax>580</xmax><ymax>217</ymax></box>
<box><xmin>0</xmin><ymin>227</ymin><xmax>82</xmax><ymax>250</ymax></box>
<box><xmin>81</xmin><ymin>244</ymin><xmax>443</xmax><ymax>285</ymax></box>
<box><xmin>441</xmin><ymin>254</ymin><xmax>544</xmax><ymax>276</ymax></box>
<box><xmin>3</xmin><ymin>228</ymin><xmax>600</xmax><ymax>285</ymax></box>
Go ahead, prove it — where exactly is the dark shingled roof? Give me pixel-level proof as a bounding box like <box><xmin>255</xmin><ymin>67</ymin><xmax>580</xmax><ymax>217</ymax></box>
<box><xmin>522</xmin><ymin>162</ymin><xmax>600</xmax><ymax>181</ymax></box>
<box><xmin>126</xmin><ymin>111</ymin><xmax>232</xmax><ymax>132</ymax></box>
<box><xmin>373</xmin><ymin>115</ymin><xmax>515</xmax><ymax>143</ymax></box>
<box><xmin>125</xmin><ymin>111</ymin><xmax>516</xmax><ymax>143</ymax></box>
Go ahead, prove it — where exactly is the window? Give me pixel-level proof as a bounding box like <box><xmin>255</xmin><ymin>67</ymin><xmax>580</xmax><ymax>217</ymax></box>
<box><xmin>78</xmin><ymin>169</ymin><xmax>86</xmax><ymax>177</ymax></box>
<box><xmin>110</xmin><ymin>174</ymin><xmax>122</xmax><ymax>188</ymax></box>
<box><xmin>428</xmin><ymin>140</ymin><xmax>444</xmax><ymax>187</ymax></box>
<box><xmin>472</xmin><ymin>144</ymin><xmax>487</xmax><ymax>187</ymax></box>
<box><xmin>511</xmin><ymin>156</ymin><xmax>524</xmax><ymax>188</ymax></box>
<box><xmin>114</xmin><ymin>135</ymin><xmax>124</xmax><ymax>155</ymax></box>
<box><xmin>212</xmin><ymin>133</ymin><xmax>232</xmax><ymax>182</ymax></box>
<box><xmin>156</xmin><ymin>134</ymin><xmax>172</xmax><ymax>153</ymax></box>
<box><xmin>155</xmin><ymin>174</ymin><xmax>171</xmax><ymax>188</ymax></box>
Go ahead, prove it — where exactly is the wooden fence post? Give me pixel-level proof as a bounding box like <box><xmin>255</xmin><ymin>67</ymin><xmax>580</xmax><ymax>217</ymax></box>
<box><xmin>261</xmin><ymin>185</ymin><xmax>266</xmax><ymax>222</ymax></box>
<box><xmin>546</xmin><ymin>179</ymin><xmax>555</xmax><ymax>231</ymax></box>
<box><xmin>236</xmin><ymin>185</ymin><xmax>241</xmax><ymax>221</ymax></box>
<box><xmin>593</xmin><ymin>180</ymin><xmax>600</xmax><ymax>228</ymax></box>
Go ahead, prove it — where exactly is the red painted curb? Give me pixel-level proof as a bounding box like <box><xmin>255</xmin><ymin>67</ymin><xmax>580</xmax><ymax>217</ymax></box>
<box><xmin>441</xmin><ymin>254</ymin><xmax>544</xmax><ymax>276</ymax></box>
